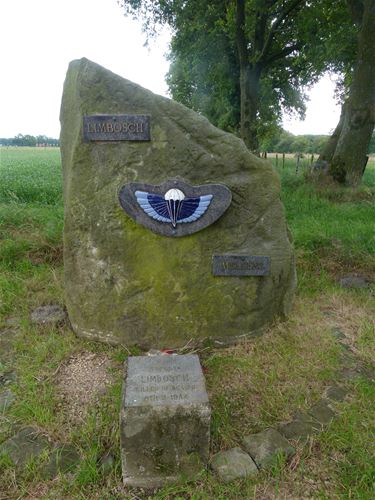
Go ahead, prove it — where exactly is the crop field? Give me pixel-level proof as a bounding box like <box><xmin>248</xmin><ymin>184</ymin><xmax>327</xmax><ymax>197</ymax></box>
<box><xmin>0</xmin><ymin>147</ymin><xmax>374</xmax><ymax>499</ymax></box>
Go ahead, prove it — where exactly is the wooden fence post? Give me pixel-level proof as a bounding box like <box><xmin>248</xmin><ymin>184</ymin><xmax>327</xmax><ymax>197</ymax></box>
<box><xmin>282</xmin><ymin>153</ymin><xmax>285</xmax><ymax>169</ymax></box>
<box><xmin>295</xmin><ymin>155</ymin><xmax>300</xmax><ymax>175</ymax></box>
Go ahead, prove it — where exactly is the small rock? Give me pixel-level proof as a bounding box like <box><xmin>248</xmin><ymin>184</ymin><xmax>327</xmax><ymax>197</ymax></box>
<box><xmin>0</xmin><ymin>329</ymin><xmax>17</xmax><ymax>361</ymax></box>
<box><xmin>0</xmin><ymin>371</ymin><xmax>16</xmax><ymax>388</ymax></box>
<box><xmin>278</xmin><ymin>413</ymin><xmax>320</xmax><ymax>442</ymax></box>
<box><xmin>242</xmin><ymin>428</ymin><xmax>295</xmax><ymax>469</ymax></box>
<box><xmin>146</xmin><ymin>349</ymin><xmax>164</xmax><ymax>356</ymax></box>
<box><xmin>311</xmin><ymin>160</ymin><xmax>329</xmax><ymax>173</ymax></box>
<box><xmin>337</xmin><ymin>274</ymin><xmax>371</xmax><ymax>289</ymax></box>
<box><xmin>31</xmin><ymin>305</ymin><xmax>67</xmax><ymax>326</ymax></box>
<box><xmin>331</xmin><ymin>328</ymin><xmax>346</xmax><ymax>341</ymax></box>
<box><xmin>98</xmin><ymin>452</ymin><xmax>115</xmax><ymax>474</ymax></box>
<box><xmin>337</xmin><ymin>365</ymin><xmax>374</xmax><ymax>381</ymax></box>
<box><xmin>0</xmin><ymin>389</ymin><xmax>16</xmax><ymax>411</ymax></box>
<box><xmin>337</xmin><ymin>367</ymin><xmax>359</xmax><ymax>380</ymax></box>
<box><xmin>325</xmin><ymin>385</ymin><xmax>349</xmax><ymax>402</ymax></box>
<box><xmin>5</xmin><ymin>317</ymin><xmax>19</xmax><ymax>328</ymax></box>
<box><xmin>0</xmin><ymin>427</ymin><xmax>50</xmax><ymax>467</ymax></box>
<box><xmin>41</xmin><ymin>444</ymin><xmax>80</xmax><ymax>479</ymax></box>
<box><xmin>338</xmin><ymin>350</ymin><xmax>357</xmax><ymax>368</ymax></box>
<box><xmin>308</xmin><ymin>399</ymin><xmax>336</xmax><ymax>425</ymax></box>
<box><xmin>210</xmin><ymin>447</ymin><xmax>258</xmax><ymax>482</ymax></box>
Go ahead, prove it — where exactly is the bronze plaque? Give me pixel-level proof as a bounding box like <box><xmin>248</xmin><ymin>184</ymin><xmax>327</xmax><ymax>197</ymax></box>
<box><xmin>83</xmin><ymin>114</ymin><xmax>150</xmax><ymax>142</ymax></box>
<box><xmin>212</xmin><ymin>255</ymin><xmax>270</xmax><ymax>276</ymax></box>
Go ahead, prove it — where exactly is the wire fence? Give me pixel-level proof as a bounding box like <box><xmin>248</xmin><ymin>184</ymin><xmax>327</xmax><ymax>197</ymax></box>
<box><xmin>261</xmin><ymin>152</ymin><xmax>316</xmax><ymax>175</ymax></box>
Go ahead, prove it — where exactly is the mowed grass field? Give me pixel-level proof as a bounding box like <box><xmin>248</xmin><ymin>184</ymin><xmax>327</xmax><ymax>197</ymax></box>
<box><xmin>0</xmin><ymin>147</ymin><xmax>374</xmax><ymax>499</ymax></box>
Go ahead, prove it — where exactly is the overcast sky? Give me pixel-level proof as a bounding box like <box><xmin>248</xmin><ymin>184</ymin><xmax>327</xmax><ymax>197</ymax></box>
<box><xmin>0</xmin><ymin>0</ymin><xmax>341</xmax><ymax>138</ymax></box>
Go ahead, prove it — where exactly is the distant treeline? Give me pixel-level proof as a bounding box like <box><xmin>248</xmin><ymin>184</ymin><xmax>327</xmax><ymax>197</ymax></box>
<box><xmin>261</xmin><ymin>130</ymin><xmax>375</xmax><ymax>154</ymax></box>
<box><xmin>0</xmin><ymin>134</ymin><xmax>59</xmax><ymax>147</ymax></box>
<box><xmin>1</xmin><ymin>130</ymin><xmax>375</xmax><ymax>154</ymax></box>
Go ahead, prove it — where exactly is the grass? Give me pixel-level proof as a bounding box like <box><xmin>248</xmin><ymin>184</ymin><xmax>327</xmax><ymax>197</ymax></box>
<box><xmin>0</xmin><ymin>147</ymin><xmax>374</xmax><ymax>498</ymax></box>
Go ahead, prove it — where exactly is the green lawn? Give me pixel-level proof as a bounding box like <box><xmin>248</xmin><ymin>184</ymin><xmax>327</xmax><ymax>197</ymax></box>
<box><xmin>0</xmin><ymin>147</ymin><xmax>374</xmax><ymax>499</ymax></box>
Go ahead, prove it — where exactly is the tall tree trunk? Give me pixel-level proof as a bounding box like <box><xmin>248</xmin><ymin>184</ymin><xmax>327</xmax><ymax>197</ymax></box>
<box><xmin>236</xmin><ymin>0</ymin><xmax>261</xmax><ymax>152</ymax></box>
<box><xmin>318</xmin><ymin>103</ymin><xmax>347</xmax><ymax>164</ymax></box>
<box><xmin>328</xmin><ymin>0</ymin><xmax>375</xmax><ymax>186</ymax></box>
<box><xmin>239</xmin><ymin>64</ymin><xmax>261</xmax><ymax>151</ymax></box>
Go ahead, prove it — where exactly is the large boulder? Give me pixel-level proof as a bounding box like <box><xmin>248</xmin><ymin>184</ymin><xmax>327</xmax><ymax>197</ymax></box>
<box><xmin>60</xmin><ymin>58</ymin><xmax>296</xmax><ymax>349</ymax></box>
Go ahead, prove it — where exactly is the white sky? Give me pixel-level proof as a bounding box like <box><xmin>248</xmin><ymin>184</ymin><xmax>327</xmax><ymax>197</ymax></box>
<box><xmin>0</xmin><ymin>0</ymin><xmax>341</xmax><ymax>138</ymax></box>
<box><xmin>283</xmin><ymin>75</ymin><xmax>341</xmax><ymax>135</ymax></box>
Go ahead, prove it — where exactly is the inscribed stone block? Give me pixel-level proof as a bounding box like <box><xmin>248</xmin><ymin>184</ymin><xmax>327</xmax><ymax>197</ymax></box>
<box><xmin>120</xmin><ymin>355</ymin><xmax>210</xmax><ymax>488</ymax></box>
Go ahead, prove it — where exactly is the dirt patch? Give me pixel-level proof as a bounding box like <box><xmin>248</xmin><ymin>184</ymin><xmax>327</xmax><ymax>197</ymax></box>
<box><xmin>56</xmin><ymin>351</ymin><xmax>113</xmax><ymax>423</ymax></box>
<box><xmin>28</xmin><ymin>243</ymin><xmax>63</xmax><ymax>265</ymax></box>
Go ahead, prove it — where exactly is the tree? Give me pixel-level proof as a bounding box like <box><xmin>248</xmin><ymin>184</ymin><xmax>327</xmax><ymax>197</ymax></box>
<box><xmin>316</xmin><ymin>0</ymin><xmax>375</xmax><ymax>186</ymax></box>
<box><xmin>233</xmin><ymin>0</ymin><xmax>309</xmax><ymax>151</ymax></box>
<box><xmin>120</xmin><ymin>0</ymin><xmax>342</xmax><ymax>151</ymax></box>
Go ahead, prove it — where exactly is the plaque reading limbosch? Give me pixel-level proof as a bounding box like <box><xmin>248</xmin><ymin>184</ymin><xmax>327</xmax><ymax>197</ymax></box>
<box><xmin>83</xmin><ymin>114</ymin><xmax>150</xmax><ymax>142</ymax></box>
<box><xmin>212</xmin><ymin>255</ymin><xmax>271</xmax><ymax>276</ymax></box>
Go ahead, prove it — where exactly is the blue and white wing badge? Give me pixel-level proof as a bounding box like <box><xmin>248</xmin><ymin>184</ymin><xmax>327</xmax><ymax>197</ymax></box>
<box><xmin>135</xmin><ymin>189</ymin><xmax>213</xmax><ymax>227</ymax></box>
<box><xmin>119</xmin><ymin>180</ymin><xmax>231</xmax><ymax>237</ymax></box>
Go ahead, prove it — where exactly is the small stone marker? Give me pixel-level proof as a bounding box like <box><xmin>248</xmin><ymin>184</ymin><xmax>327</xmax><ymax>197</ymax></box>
<box><xmin>120</xmin><ymin>354</ymin><xmax>210</xmax><ymax>488</ymax></box>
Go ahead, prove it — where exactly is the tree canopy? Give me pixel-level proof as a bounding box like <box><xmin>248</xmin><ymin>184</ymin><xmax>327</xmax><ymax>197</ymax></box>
<box><xmin>120</xmin><ymin>0</ymin><xmax>358</xmax><ymax>151</ymax></box>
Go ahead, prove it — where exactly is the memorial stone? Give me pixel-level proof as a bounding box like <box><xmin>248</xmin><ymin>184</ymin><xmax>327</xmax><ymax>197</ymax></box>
<box><xmin>120</xmin><ymin>355</ymin><xmax>210</xmax><ymax>487</ymax></box>
<box><xmin>60</xmin><ymin>58</ymin><xmax>296</xmax><ymax>348</ymax></box>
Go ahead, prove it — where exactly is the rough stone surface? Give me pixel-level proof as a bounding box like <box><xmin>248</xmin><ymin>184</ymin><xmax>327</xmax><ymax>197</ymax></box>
<box><xmin>60</xmin><ymin>58</ymin><xmax>296</xmax><ymax>348</ymax></box>
<box><xmin>210</xmin><ymin>447</ymin><xmax>258</xmax><ymax>482</ymax></box>
<box><xmin>308</xmin><ymin>399</ymin><xmax>336</xmax><ymax>425</ymax></box>
<box><xmin>0</xmin><ymin>427</ymin><xmax>50</xmax><ymax>467</ymax></box>
<box><xmin>30</xmin><ymin>305</ymin><xmax>67</xmax><ymax>325</ymax></box>
<box><xmin>0</xmin><ymin>389</ymin><xmax>16</xmax><ymax>411</ymax></box>
<box><xmin>242</xmin><ymin>428</ymin><xmax>295</xmax><ymax>468</ymax></box>
<box><xmin>120</xmin><ymin>355</ymin><xmax>210</xmax><ymax>488</ymax></box>
<box><xmin>337</xmin><ymin>274</ymin><xmax>371</xmax><ymax>289</ymax></box>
